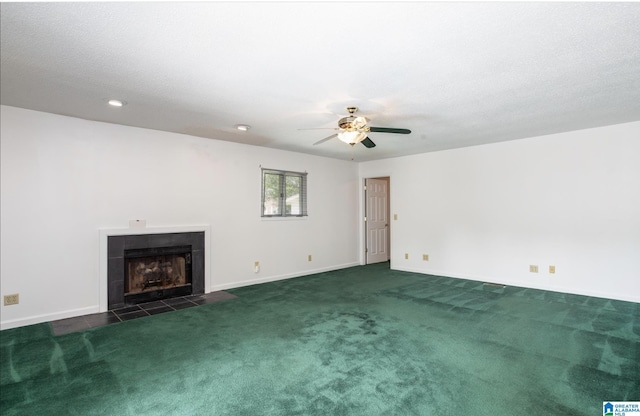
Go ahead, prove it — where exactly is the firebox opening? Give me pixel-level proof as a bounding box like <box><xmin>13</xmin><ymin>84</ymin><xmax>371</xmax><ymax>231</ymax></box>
<box><xmin>124</xmin><ymin>245</ymin><xmax>192</xmax><ymax>305</ymax></box>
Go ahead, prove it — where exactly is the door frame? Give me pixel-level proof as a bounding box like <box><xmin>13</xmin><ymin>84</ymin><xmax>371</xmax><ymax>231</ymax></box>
<box><xmin>361</xmin><ymin>176</ymin><xmax>391</xmax><ymax>265</ymax></box>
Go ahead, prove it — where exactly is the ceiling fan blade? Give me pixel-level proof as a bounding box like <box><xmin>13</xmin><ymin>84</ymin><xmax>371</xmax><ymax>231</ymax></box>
<box><xmin>361</xmin><ymin>137</ymin><xmax>376</xmax><ymax>148</ymax></box>
<box><xmin>369</xmin><ymin>127</ymin><xmax>411</xmax><ymax>134</ymax></box>
<box><xmin>313</xmin><ymin>134</ymin><xmax>337</xmax><ymax>145</ymax></box>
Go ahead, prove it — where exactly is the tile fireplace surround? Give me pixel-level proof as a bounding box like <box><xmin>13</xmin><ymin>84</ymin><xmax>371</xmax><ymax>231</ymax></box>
<box><xmin>99</xmin><ymin>225</ymin><xmax>211</xmax><ymax>313</ymax></box>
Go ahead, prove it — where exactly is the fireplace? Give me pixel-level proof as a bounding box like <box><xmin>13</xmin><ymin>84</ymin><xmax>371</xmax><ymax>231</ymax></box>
<box><xmin>124</xmin><ymin>245</ymin><xmax>193</xmax><ymax>304</ymax></box>
<box><xmin>107</xmin><ymin>232</ymin><xmax>205</xmax><ymax>310</ymax></box>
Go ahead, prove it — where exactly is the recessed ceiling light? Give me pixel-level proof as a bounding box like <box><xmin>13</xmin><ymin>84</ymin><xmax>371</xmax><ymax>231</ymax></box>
<box><xmin>108</xmin><ymin>99</ymin><xmax>126</xmax><ymax>107</ymax></box>
<box><xmin>236</xmin><ymin>124</ymin><xmax>251</xmax><ymax>131</ymax></box>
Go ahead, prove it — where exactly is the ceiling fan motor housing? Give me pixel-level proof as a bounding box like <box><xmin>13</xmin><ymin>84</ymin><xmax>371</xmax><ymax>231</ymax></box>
<box><xmin>338</xmin><ymin>116</ymin><xmax>355</xmax><ymax>129</ymax></box>
<box><xmin>339</xmin><ymin>107</ymin><xmax>369</xmax><ymax>131</ymax></box>
<box><xmin>313</xmin><ymin>105</ymin><xmax>408</xmax><ymax>148</ymax></box>
<box><xmin>339</xmin><ymin>116</ymin><xmax>369</xmax><ymax>131</ymax></box>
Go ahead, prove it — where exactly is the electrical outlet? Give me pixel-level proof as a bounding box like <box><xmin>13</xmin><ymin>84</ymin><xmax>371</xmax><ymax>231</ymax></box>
<box><xmin>530</xmin><ymin>265</ymin><xmax>539</xmax><ymax>273</ymax></box>
<box><xmin>549</xmin><ymin>265</ymin><xmax>556</xmax><ymax>274</ymax></box>
<box><xmin>405</xmin><ymin>253</ymin><xmax>409</xmax><ymax>260</ymax></box>
<box><xmin>423</xmin><ymin>254</ymin><xmax>429</xmax><ymax>261</ymax></box>
<box><xmin>4</xmin><ymin>294</ymin><xmax>19</xmax><ymax>306</ymax></box>
<box><xmin>308</xmin><ymin>254</ymin><xmax>312</xmax><ymax>262</ymax></box>
<box><xmin>254</xmin><ymin>261</ymin><xmax>260</xmax><ymax>273</ymax></box>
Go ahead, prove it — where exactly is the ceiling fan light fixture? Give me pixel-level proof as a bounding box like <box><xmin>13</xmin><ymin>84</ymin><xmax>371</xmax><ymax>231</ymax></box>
<box><xmin>337</xmin><ymin>130</ymin><xmax>367</xmax><ymax>145</ymax></box>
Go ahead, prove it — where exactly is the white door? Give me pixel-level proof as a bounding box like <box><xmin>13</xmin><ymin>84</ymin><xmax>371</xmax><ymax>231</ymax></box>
<box><xmin>365</xmin><ymin>178</ymin><xmax>389</xmax><ymax>264</ymax></box>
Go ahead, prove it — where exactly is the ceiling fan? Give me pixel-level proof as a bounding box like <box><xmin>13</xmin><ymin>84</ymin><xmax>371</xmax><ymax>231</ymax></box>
<box><xmin>312</xmin><ymin>106</ymin><xmax>411</xmax><ymax>148</ymax></box>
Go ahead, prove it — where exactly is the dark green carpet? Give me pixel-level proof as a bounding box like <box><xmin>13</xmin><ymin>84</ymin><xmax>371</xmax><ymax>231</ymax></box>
<box><xmin>1</xmin><ymin>264</ymin><xmax>638</xmax><ymax>415</ymax></box>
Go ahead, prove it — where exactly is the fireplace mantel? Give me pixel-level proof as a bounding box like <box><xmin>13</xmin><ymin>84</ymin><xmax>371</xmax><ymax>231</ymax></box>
<box><xmin>99</xmin><ymin>225</ymin><xmax>211</xmax><ymax>312</ymax></box>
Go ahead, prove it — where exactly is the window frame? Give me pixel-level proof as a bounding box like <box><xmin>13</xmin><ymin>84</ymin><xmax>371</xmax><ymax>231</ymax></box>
<box><xmin>260</xmin><ymin>168</ymin><xmax>308</xmax><ymax>218</ymax></box>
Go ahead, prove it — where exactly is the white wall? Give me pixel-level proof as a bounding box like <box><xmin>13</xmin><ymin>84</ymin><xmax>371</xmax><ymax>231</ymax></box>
<box><xmin>3</xmin><ymin>106</ymin><xmax>638</xmax><ymax>330</ymax></box>
<box><xmin>360</xmin><ymin>122</ymin><xmax>640</xmax><ymax>303</ymax></box>
<box><xmin>1</xmin><ymin>106</ymin><xmax>360</xmax><ymax>329</ymax></box>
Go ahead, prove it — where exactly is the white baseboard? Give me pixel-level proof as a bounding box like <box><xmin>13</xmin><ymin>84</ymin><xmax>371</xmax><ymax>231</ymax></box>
<box><xmin>1</xmin><ymin>305</ymin><xmax>100</xmax><ymax>331</ymax></box>
<box><xmin>1</xmin><ymin>263</ymin><xmax>361</xmax><ymax>331</ymax></box>
<box><xmin>4</xmin><ymin>264</ymin><xmax>636</xmax><ymax>331</ymax></box>
<box><xmin>391</xmin><ymin>266</ymin><xmax>640</xmax><ymax>304</ymax></box>
<box><xmin>211</xmin><ymin>262</ymin><xmax>360</xmax><ymax>292</ymax></box>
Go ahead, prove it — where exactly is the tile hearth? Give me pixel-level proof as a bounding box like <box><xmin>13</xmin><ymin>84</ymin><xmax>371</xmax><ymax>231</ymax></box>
<box><xmin>51</xmin><ymin>291</ymin><xmax>237</xmax><ymax>336</ymax></box>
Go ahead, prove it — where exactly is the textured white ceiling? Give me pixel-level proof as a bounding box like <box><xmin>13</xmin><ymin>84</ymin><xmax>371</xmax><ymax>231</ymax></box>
<box><xmin>2</xmin><ymin>2</ymin><xmax>640</xmax><ymax>161</ymax></box>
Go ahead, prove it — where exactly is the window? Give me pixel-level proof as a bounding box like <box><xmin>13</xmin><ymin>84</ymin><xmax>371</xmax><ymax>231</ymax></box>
<box><xmin>261</xmin><ymin>168</ymin><xmax>307</xmax><ymax>217</ymax></box>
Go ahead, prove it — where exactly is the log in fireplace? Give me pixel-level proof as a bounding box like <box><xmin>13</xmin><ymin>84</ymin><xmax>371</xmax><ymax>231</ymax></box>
<box><xmin>107</xmin><ymin>232</ymin><xmax>204</xmax><ymax>310</ymax></box>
